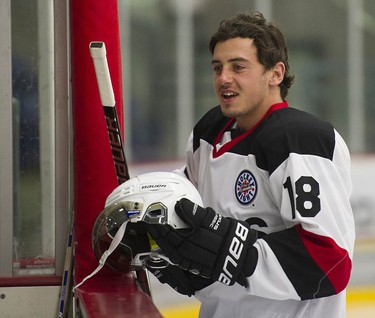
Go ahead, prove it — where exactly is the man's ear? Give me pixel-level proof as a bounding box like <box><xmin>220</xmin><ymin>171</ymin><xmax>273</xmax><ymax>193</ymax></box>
<box><xmin>269</xmin><ymin>62</ymin><xmax>285</xmax><ymax>86</ymax></box>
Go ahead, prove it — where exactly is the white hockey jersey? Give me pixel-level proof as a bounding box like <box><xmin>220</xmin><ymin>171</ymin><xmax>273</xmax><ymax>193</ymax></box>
<box><xmin>180</xmin><ymin>101</ymin><xmax>355</xmax><ymax>318</ymax></box>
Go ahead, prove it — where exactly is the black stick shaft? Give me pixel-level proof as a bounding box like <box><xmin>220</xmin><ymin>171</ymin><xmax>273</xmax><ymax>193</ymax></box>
<box><xmin>103</xmin><ymin>106</ymin><xmax>130</xmax><ymax>184</ymax></box>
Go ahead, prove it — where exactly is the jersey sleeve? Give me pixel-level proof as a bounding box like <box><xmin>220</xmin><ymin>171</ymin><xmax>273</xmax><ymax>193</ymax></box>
<box><xmin>247</xmin><ymin>128</ymin><xmax>355</xmax><ymax>300</ymax></box>
<box><xmin>180</xmin><ymin>106</ymin><xmax>226</xmax><ymax>189</ymax></box>
<box><xmin>172</xmin><ymin>130</ymin><xmax>200</xmax><ymax>187</ymax></box>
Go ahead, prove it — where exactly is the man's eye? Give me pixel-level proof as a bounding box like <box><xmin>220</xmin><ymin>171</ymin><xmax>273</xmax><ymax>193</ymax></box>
<box><xmin>233</xmin><ymin>65</ymin><xmax>245</xmax><ymax>71</ymax></box>
<box><xmin>212</xmin><ymin>65</ymin><xmax>222</xmax><ymax>73</ymax></box>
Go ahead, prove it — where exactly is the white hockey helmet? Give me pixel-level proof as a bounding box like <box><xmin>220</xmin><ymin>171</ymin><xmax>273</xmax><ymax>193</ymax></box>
<box><xmin>92</xmin><ymin>171</ymin><xmax>203</xmax><ymax>272</ymax></box>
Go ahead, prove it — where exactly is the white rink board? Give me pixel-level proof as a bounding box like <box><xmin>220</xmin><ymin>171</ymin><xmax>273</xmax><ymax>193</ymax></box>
<box><xmin>350</xmin><ymin>155</ymin><xmax>375</xmax><ymax>239</ymax></box>
<box><xmin>0</xmin><ymin>286</ymin><xmax>60</xmax><ymax>318</ymax></box>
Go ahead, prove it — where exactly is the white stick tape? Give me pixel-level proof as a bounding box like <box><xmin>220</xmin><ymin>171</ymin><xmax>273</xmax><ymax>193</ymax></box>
<box><xmin>89</xmin><ymin>41</ymin><xmax>116</xmax><ymax>107</ymax></box>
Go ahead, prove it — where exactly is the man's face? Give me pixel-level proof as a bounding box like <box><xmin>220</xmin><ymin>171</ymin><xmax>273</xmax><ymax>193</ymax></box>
<box><xmin>212</xmin><ymin>37</ymin><xmax>276</xmax><ymax>130</ymax></box>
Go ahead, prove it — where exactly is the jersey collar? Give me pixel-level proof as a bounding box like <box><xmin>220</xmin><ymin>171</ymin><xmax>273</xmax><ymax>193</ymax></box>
<box><xmin>212</xmin><ymin>101</ymin><xmax>288</xmax><ymax>158</ymax></box>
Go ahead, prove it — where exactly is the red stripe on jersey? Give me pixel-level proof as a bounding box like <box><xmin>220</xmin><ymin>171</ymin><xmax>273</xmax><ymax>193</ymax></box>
<box><xmin>212</xmin><ymin>101</ymin><xmax>288</xmax><ymax>158</ymax></box>
<box><xmin>296</xmin><ymin>224</ymin><xmax>352</xmax><ymax>294</ymax></box>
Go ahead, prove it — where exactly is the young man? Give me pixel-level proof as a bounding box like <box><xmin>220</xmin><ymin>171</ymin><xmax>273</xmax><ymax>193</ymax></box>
<box><xmin>146</xmin><ymin>12</ymin><xmax>355</xmax><ymax>317</ymax></box>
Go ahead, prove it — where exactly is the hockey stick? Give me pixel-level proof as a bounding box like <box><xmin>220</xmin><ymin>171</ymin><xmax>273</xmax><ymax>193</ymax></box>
<box><xmin>89</xmin><ymin>41</ymin><xmax>130</xmax><ymax>184</ymax></box>
<box><xmin>57</xmin><ymin>206</ymin><xmax>74</xmax><ymax>318</ymax></box>
<box><xmin>89</xmin><ymin>41</ymin><xmax>151</xmax><ymax>297</ymax></box>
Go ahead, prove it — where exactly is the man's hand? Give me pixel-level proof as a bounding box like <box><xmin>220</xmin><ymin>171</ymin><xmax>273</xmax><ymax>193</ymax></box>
<box><xmin>146</xmin><ymin>198</ymin><xmax>258</xmax><ymax>287</ymax></box>
<box><xmin>146</xmin><ymin>258</ymin><xmax>214</xmax><ymax>296</ymax></box>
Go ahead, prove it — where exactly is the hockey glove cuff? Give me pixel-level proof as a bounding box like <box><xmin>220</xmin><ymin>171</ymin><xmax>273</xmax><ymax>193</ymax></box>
<box><xmin>146</xmin><ymin>260</ymin><xmax>214</xmax><ymax>296</ymax></box>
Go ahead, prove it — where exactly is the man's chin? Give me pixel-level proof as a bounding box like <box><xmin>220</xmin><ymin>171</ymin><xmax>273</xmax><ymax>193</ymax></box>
<box><xmin>220</xmin><ymin>105</ymin><xmax>241</xmax><ymax>118</ymax></box>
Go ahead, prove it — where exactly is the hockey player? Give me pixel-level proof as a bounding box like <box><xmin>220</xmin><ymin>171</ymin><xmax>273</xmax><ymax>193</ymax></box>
<box><xmin>144</xmin><ymin>12</ymin><xmax>355</xmax><ymax>318</ymax></box>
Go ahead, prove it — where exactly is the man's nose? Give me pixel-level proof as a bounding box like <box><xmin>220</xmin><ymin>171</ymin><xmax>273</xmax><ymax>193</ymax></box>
<box><xmin>218</xmin><ymin>67</ymin><xmax>233</xmax><ymax>85</ymax></box>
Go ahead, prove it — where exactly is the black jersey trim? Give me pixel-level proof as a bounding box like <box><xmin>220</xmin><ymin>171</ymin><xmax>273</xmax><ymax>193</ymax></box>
<box><xmin>212</xmin><ymin>102</ymin><xmax>288</xmax><ymax>158</ymax></box>
<box><xmin>192</xmin><ymin>107</ymin><xmax>336</xmax><ymax>175</ymax></box>
<box><xmin>253</xmin><ymin>108</ymin><xmax>335</xmax><ymax>174</ymax></box>
<box><xmin>192</xmin><ymin>106</ymin><xmax>228</xmax><ymax>153</ymax></box>
<box><xmin>262</xmin><ymin>226</ymin><xmax>336</xmax><ymax>300</ymax></box>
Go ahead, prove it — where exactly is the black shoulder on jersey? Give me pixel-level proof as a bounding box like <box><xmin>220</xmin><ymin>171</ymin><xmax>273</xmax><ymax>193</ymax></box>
<box><xmin>193</xmin><ymin>106</ymin><xmax>336</xmax><ymax>175</ymax></box>
<box><xmin>192</xmin><ymin>105</ymin><xmax>230</xmax><ymax>152</ymax></box>
<box><xmin>254</xmin><ymin>108</ymin><xmax>336</xmax><ymax>175</ymax></box>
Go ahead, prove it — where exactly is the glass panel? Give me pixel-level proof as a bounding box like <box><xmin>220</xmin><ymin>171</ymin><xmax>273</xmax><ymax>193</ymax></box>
<box><xmin>121</xmin><ymin>0</ymin><xmax>375</xmax><ymax>158</ymax></box>
<box><xmin>11</xmin><ymin>0</ymin><xmax>55</xmax><ymax>276</ymax></box>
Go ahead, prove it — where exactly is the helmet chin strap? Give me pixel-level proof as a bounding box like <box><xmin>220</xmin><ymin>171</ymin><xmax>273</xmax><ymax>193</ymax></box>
<box><xmin>73</xmin><ymin>220</ymin><xmax>129</xmax><ymax>291</ymax></box>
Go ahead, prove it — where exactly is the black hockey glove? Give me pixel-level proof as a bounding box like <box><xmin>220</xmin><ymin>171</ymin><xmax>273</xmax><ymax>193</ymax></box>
<box><xmin>146</xmin><ymin>198</ymin><xmax>259</xmax><ymax>287</ymax></box>
<box><xmin>146</xmin><ymin>259</ymin><xmax>214</xmax><ymax>296</ymax></box>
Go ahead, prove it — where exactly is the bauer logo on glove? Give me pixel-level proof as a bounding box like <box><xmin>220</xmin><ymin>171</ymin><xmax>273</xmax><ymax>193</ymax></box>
<box><xmin>145</xmin><ymin>198</ymin><xmax>259</xmax><ymax>287</ymax></box>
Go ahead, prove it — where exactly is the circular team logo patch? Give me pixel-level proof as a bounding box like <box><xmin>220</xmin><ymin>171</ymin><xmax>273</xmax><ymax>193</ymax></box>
<box><xmin>235</xmin><ymin>170</ymin><xmax>257</xmax><ymax>205</ymax></box>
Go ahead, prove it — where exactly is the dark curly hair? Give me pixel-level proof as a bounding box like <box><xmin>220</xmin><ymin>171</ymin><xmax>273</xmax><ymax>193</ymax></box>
<box><xmin>209</xmin><ymin>12</ymin><xmax>295</xmax><ymax>100</ymax></box>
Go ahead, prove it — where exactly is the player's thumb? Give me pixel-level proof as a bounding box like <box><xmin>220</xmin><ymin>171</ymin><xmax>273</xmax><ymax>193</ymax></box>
<box><xmin>174</xmin><ymin>198</ymin><xmax>207</xmax><ymax>228</ymax></box>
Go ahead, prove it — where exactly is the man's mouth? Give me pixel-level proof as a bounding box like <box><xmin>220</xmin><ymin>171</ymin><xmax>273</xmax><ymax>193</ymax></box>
<box><xmin>221</xmin><ymin>91</ymin><xmax>239</xmax><ymax>101</ymax></box>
